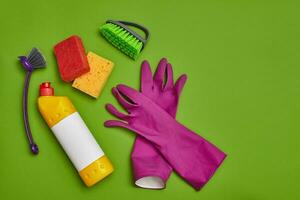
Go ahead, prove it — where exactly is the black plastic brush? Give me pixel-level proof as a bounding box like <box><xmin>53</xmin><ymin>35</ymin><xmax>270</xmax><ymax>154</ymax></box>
<box><xmin>19</xmin><ymin>48</ymin><xmax>46</xmax><ymax>155</ymax></box>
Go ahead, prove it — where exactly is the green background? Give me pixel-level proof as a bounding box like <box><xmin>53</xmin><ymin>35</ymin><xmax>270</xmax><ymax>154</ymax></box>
<box><xmin>0</xmin><ymin>0</ymin><xmax>299</xmax><ymax>199</ymax></box>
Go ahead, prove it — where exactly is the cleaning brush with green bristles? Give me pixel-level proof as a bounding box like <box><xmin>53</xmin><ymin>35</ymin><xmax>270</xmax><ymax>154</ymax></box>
<box><xmin>100</xmin><ymin>20</ymin><xmax>150</xmax><ymax>60</ymax></box>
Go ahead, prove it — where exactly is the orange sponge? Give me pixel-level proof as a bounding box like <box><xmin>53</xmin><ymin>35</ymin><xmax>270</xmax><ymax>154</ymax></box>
<box><xmin>72</xmin><ymin>52</ymin><xmax>114</xmax><ymax>98</ymax></box>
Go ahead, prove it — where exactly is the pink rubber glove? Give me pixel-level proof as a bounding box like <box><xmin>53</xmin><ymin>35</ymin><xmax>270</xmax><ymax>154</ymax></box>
<box><xmin>132</xmin><ymin>58</ymin><xmax>187</xmax><ymax>189</ymax></box>
<box><xmin>105</xmin><ymin>85</ymin><xmax>227</xmax><ymax>191</ymax></box>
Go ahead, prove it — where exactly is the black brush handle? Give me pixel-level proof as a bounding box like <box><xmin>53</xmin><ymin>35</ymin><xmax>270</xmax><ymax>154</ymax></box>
<box><xmin>107</xmin><ymin>20</ymin><xmax>150</xmax><ymax>45</ymax></box>
<box><xmin>23</xmin><ymin>71</ymin><xmax>39</xmax><ymax>155</ymax></box>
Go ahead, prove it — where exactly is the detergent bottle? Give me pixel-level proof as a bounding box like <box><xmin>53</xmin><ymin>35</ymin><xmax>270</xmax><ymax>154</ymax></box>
<box><xmin>38</xmin><ymin>82</ymin><xmax>113</xmax><ymax>187</ymax></box>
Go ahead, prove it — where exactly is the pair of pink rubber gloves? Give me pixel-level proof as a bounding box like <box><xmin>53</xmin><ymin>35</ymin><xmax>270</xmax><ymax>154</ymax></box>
<box><xmin>105</xmin><ymin>58</ymin><xmax>226</xmax><ymax>190</ymax></box>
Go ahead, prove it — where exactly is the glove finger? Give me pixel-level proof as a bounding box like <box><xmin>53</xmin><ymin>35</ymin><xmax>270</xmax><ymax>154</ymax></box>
<box><xmin>153</xmin><ymin>58</ymin><xmax>168</xmax><ymax>89</ymax></box>
<box><xmin>104</xmin><ymin>120</ymin><xmax>130</xmax><ymax>129</ymax></box>
<box><xmin>117</xmin><ymin>84</ymin><xmax>141</xmax><ymax>104</ymax></box>
<box><xmin>164</xmin><ymin>63</ymin><xmax>174</xmax><ymax>90</ymax></box>
<box><xmin>104</xmin><ymin>120</ymin><xmax>140</xmax><ymax>135</ymax></box>
<box><xmin>105</xmin><ymin>104</ymin><xmax>132</xmax><ymax>121</ymax></box>
<box><xmin>174</xmin><ymin>74</ymin><xmax>188</xmax><ymax>95</ymax></box>
<box><xmin>112</xmin><ymin>87</ymin><xmax>138</xmax><ymax>109</ymax></box>
<box><xmin>141</xmin><ymin>60</ymin><xmax>153</xmax><ymax>93</ymax></box>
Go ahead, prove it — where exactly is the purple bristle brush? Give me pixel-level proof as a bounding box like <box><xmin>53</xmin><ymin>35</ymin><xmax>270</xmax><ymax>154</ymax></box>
<box><xmin>19</xmin><ymin>48</ymin><xmax>46</xmax><ymax>155</ymax></box>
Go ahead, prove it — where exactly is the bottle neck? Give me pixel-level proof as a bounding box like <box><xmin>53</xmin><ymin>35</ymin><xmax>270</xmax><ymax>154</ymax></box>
<box><xmin>40</xmin><ymin>82</ymin><xmax>54</xmax><ymax>96</ymax></box>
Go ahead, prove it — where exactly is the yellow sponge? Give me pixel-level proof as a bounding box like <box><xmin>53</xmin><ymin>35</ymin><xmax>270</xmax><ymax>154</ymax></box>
<box><xmin>72</xmin><ymin>52</ymin><xmax>114</xmax><ymax>98</ymax></box>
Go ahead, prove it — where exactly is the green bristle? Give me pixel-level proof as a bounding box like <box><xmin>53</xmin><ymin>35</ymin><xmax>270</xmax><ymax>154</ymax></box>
<box><xmin>100</xmin><ymin>23</ymin><xmax>143</xmax><ymax>60</ymax></box>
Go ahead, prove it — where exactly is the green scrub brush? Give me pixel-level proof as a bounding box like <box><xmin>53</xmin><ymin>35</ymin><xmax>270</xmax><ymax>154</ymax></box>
<box><xmin>100</xmin><ymin>20</ymin><xmax>150</xmax><ymax>60</ymax></box>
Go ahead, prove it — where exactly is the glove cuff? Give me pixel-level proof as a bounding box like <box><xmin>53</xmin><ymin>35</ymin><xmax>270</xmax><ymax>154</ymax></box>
<box><xmin>134</xmin><ymin>171</ymin><xmax>171</xmax><ymax>189</ymax></box>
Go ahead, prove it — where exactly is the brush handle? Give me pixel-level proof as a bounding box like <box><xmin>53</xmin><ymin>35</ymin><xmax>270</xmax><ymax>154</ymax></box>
<box><xmin>118</xmin><ymin>21</ymin><xmax>150</xmax><ymax>42</ymax></box>
<box><xmin>107</xmin><ymin>20</ymin><xmax>150</xmax><ymax>46</ymax></box>
<box><xmin>23</xmin><ymin>71</ymin><xmax>39</xmax><ymax>155</ymax></box>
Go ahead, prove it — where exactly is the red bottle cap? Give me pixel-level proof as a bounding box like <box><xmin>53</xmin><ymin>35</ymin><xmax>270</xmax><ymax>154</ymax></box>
<box><xmin>40</xmin><ymin>82</ymin><xmax>54</xmax><ymax>96</ymax></box>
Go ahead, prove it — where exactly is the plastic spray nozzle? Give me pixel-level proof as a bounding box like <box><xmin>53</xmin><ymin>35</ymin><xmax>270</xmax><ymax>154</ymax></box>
<box><xmin>40</xmin><ymin>82</ymin><xmax>54</xmax><ymax>96</ymax></box>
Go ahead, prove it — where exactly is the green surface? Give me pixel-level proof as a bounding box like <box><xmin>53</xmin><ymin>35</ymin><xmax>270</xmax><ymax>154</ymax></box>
<box><xmin>0</xmin><ymin>0</ymin><xmax>300</xmax><ymax>199</ymax></box>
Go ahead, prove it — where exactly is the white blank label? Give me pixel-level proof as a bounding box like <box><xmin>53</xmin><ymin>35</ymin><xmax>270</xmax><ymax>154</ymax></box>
<box><xmin>51</xmin><ymin>112</ymin><xmax>104</xmax><ymax>171</ymax></box>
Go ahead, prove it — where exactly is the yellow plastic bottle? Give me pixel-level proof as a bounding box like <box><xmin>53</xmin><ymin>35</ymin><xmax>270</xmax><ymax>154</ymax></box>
<box><xmin>38</xmin><ymin>82</ymin><xmax>113</xmax><ymax>187</ymax></box>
